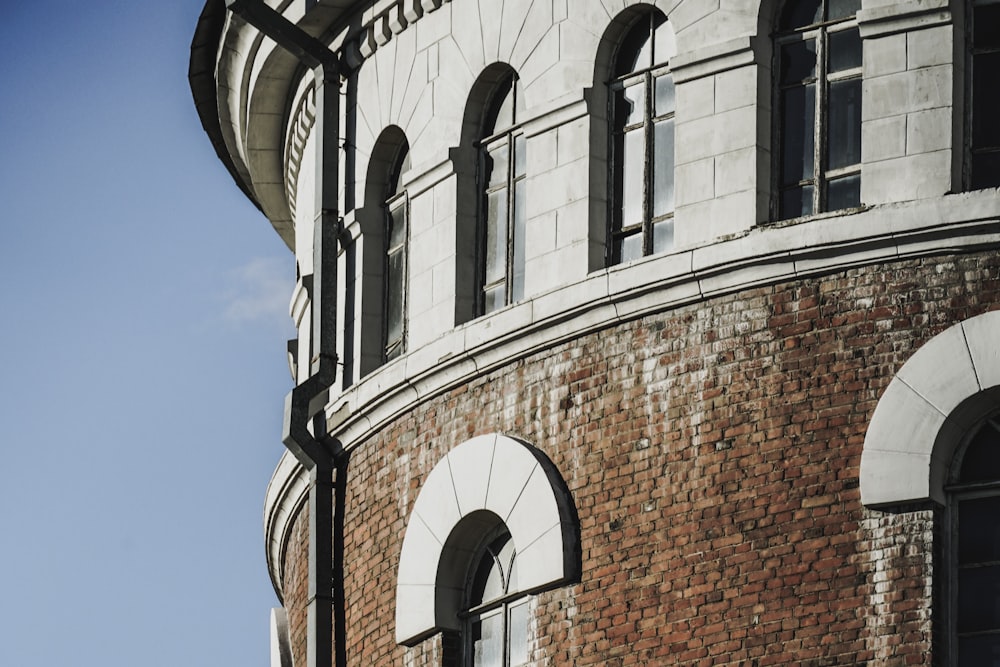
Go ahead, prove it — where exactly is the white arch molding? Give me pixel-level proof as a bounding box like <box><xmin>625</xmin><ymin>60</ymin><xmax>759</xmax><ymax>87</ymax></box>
<box><xmin>861</xmin><ymin>310</ymin><xmax>1000</xmax><ymax>507</ymax></box>
<box><xmin>395</xmin><ymin>433</ymin><xmax>578</xmax><ymax>645</ymax></box>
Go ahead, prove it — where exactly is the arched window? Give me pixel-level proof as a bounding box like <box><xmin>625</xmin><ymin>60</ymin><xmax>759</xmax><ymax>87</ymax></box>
<box><xmin>384</xmin><ymin>144</ymin><xmax>410</xmax><ymax>361</ymax></box>
<box><xmin>947</xmin><ymin>417</ymin><xmax>1000</xmax><ymax>665</ymax></box>
<box><xmin>968</xmin><ymin>0</ymin><xmax>1000</xmax><ymax>190</ymax></box>
<box><xmin>462</xmin><ymin>529</ymin><xmax>529</xmax><ymax>666</ymax></box>
<box><xmin>395</xmin><ymin>434</ymin><xmax>579</xmax><ymax>649</ymax></box>
<box><xmin>774</xmin><ymin>0</ymin><xmax>861</xmax><ymax>220</ymax></box>
<box><xmin>479</xmin><ymin>73</ymin><xmax>526</xmax><ymax>314</ymax></box>
<box><xmin>609</xmin><ymin>10</ymin><xmax>676</xmax><ymax>264</ymax></box>
<box><xmin>359</xmin><ymin>126</ymin><xmax>408</xmax><ymax>376</ymax></box>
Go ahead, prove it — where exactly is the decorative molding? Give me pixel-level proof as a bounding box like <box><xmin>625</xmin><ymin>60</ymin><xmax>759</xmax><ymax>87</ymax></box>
<box><xmin>857</xmin><ymin>0</ymin><xmax>952</xmax><ymax>39</ymax></box>
<box><xmin>283</xmin><ymin>82</ymin><xmax>317</xmax><ymax>221</ymax></box>
<box><xmin>395</xmin><ymin>434</ymin><xmax>577</xmax><ymax>645</ymax></box>
<box><xmin>340</xmin><ymin>0</ymin><xmax>451</xmax><ymax>70</ymax></box>
<box><xmin>861</xmin><ymin>310</ymin><xmax>1000</xmax><ymax>508</ymax></box>
<box><xmin>322</xmin><ymin>192</ymin><xmax>1000</xmax><ymax>454</ymax></box>
<box><xmin>263</xmin><ymin>451</ymin><xmax>309</xmax><ymax>602</ymax></box>
<box><xmin>264</xmin><ymin>193</ymin><xmax>1000</xmax><ymax>598</ymax></box>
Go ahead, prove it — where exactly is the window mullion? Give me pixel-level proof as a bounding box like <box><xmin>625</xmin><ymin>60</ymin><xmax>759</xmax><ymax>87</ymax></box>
<box><xmin>505</xmin><ymin>132</ymin><xmax>515</xmax><ymax>306</ymax></box>
<box><xmin>643</xmin><ymin>71</ymin><xmax>653</xmax><ymax>256</ymax></box>
<box><xmin>815</xmin><ymin>27</ymin><xmax>827</xmax><ymax>215</ymax></box>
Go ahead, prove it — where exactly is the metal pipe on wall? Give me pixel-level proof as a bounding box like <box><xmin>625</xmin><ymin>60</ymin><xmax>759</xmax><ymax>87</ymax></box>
<box><xmin>223</xmin><ymin>3</ymin><xmax>344</xmax><ymax>667</ymax></box>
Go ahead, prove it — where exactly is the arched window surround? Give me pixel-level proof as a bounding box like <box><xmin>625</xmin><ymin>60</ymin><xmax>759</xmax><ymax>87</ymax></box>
<box><xmin>395</xmin><ymin>434</ymin><xmax>580</xmax><ymax>647</ymax></box>
<box><xmin>860</xmin><ymin>310</ymin><xmax>1000</xmax><ymax>508</ymax></box>
<box><xmin>861</xmin><ymin>311</ymin><xmax>1000</xmax><ymax>663</ymax></box>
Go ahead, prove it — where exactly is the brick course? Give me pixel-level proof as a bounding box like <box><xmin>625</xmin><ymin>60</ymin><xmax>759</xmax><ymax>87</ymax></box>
<box><xmin>281</xmin><ymin>250</ymin><xmax>999</xmax><ymax>665</ymax></box>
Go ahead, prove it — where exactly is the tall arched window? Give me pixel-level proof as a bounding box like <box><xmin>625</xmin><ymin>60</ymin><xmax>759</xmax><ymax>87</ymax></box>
<box><xmin>948</xmin><ymin>417</ymin><xmax>1000</xmax><ymax>665</ymax></box>
<box><xmin>479</xmin><ymin>73</ymin><xmax>526</xmax><ymax>315</ymax></box>
<box><xmin>775</xmin><ymin>0</ymin><xmax>861</xmax><ymax>220</ymax></box>
<box><xmin>968</xmin><ymin>0</ymin><xmax>1000</xmax><ymax>190</ymax></box>
<box><xmin>463</xmin><ymin>529</ymin><xmax>529</xmax><ymax>666</ymax></box>
<box><xmin>609</xmin><ymin>10</ymin><xmax>676</xmax><ymax>264</ymax></box>
<box><xmin>384</xmin><ymin>144</ymin><xmax>409</xmax><ymax>361</ymax></box>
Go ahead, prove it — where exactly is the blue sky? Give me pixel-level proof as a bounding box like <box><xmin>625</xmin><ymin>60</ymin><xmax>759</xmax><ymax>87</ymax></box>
<box><xmin>0</xmin><ymin>3</ymin><xmax>295</xmax><ymax>665</ymax></box>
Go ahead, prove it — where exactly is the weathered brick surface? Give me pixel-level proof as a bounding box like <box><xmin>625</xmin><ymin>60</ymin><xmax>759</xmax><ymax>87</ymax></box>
<box><xmin>282</xmin><ymin>503</ymin><xmax>310</xmax><ymax>667</ymax></box>
<box><xmin>281</xmin><ymin>251</ymin><xmax>999</xmax><ymax>665</ymax></box>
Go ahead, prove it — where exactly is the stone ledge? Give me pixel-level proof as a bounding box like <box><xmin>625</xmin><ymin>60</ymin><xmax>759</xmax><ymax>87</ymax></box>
<box><xmin>263</xmin><ymin>190</ymin><xmax>1000</xmax><ymax>600</ymax></box>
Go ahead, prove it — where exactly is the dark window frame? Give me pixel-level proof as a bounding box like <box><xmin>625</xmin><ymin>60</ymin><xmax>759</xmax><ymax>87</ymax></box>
<box><xmin>608</xmin><ymin>11</ymin><xmax>676</xmax><ymax>265</ymax></box>
<box><xmin>477</xmin><ymin>74</ymin><xmax>526</xmax><ymax>316</ymax></box>
<box><xmin>459</xmin><ymin>529</ymin><xmax>530</xmax><ymax>667</ymax></box>
<box><xmin>773</xmin><ymin>1</ymin><xmax>862</xmax><ymax>221</ymax></box>
<box><xmin>967</xmin><ymin>0</ymin><xmax>1000</xmax><ymax>190</ymax></box>
<box><xmin>383</xmin><ymin>146</ymin><xmax>410</xmax><ymax>362</ymax></box>
<box><xmin>944</xmin><ymin>416</ymin><xmax>1000</xmax><ymax>665</ymax></box>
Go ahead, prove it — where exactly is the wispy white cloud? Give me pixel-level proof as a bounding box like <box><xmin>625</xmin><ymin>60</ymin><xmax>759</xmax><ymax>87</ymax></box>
<box><xmin>220</xmin><ymin>257</ymin><xmax>291</xmax><ymax>328</ymax></box>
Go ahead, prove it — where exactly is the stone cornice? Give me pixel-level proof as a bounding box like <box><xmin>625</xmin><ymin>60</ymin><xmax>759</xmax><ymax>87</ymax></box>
<box><xmin>324</xmin><ymin>192</ymin><xmax>1000</xmax><ymax>450</ymax></box>
<box><xmin>283</xmin><ymin>81</ymin><xmax>317</xmax><ymax>221</ymax></box>
<box><xmin>264</xmin><ymin>189</ymin><xmax>1000</xmax><ymax>599</ymax></box>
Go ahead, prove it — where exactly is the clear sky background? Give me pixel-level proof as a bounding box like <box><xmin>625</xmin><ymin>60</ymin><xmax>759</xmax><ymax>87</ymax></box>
<box><xmin>0</xmin><ymin>3</ymin><xmax>295</xmax><ymax>665</ymax></box>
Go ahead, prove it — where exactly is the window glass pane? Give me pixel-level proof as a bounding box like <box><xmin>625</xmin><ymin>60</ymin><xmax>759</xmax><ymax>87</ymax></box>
<box><xmin>780</xmin><ymin>84</ymin><xmax>816</xmax><ymax>184</ymax></box>
<box><xmin>386</xmin><ymin>249</ymin><xmax>404</xmax><ymax>348</ymax></box>
<box><xmin>652</xmin><ymin>118</ymin><xmax>674</xmax><ymax>217</ymax></box>
<box><xmin>616</xmin><ymin>16</ymin><xmax>653</xmax><ymax>75</ymax></box>
<box><xmin>653</xmin><ymin>17</ymin><xmax>676</xmax><ymax>64</ymax></box>
<box><xmin>959</xmin><ymin>496</ymin><xmax>1000</xmax><ymax>564</ymax></box>
<box><xmin>826</xmin><ymin>173</ymin><xmax>860</xmax><ymax>210</ymax></box>
<box><xmin>652</xmin><ymin>219</ymin><xmax>674</xmax><ymax>255</ymax></box>
<box><xmin>483</xmin><ymin>285</ymin><xmax>506</xmax><ymax>314</ymax></box>
<box><xmin>827</xmin><ymin>78</ymin><xmax>862</xmax><ymax>170</ymax></box>
<box><xmin>973</xmin><ymin>52</ymin><xmax>1000</xmax><ymax>149</ymax></box>
<box><xmin>959</xmin><ymin>424</ymin><xmax>1000</xmax><ymax>482</ymax></box>
<box><xmin>780</xmin><ymin>40</ymin><xmax>817</xmax><ymax>83</ymax></box>
<box><xmin>615</xmin><ymin>83</ymin><xmax>645</xmax><ymax>128</ymax></box>
<box><xmin>959</xmin><ymin>634</ymin><xmax>1000</xmax><ymax>667</ymax></box>
<box><xmin>388</xmin><ymin>202</ymin><xmax>406</xmax><ymax>248</ymax></box>
<box><xmin>621</xmin><ymin>129</ymin><xmax>645</xmax><ymax>228</ymax></box>
<box><xmin>974</xmin><ymin>5</ymin><xmax>1000</xmax><ymax>50</ymax></box>
<box><xmin>781</xmin><ymin>185</ymin><xmax>814</xmax><ymax>219</ymax></box>
<box><xmin>492</xmin><ymin>82</ymin><xmax>515</xmax><ymax>132</ymax></box>
<box><xmin>511</xmin><ymin>180</ymin><xmax>525</xmax><ymax>303</ymax></box>
<box><xmin>513</xmin><ymin>133</ymin><xmax>526</xmax><ymax>178</ymax></box>
<box><xmin>654</xmin><ymin>74</ymin><xmax>675</xmax><ymax>117</ymax></box>
<box><xmin>472</xmin><ymin>613</ymin><xmax>503</xmax><ymax>667</ymax></box>
<box><xmin>958</xmin><ymin>565</ymin><xmax>1000</xmax><ymax>633</ymax></box>
<box><xmin>829</xmin><ymin>28</ymin><xmax>862</xmax><ymax>72</ymax></box>
<box><xmin>827</xmin><ymin>0</ymin><xmax>861</xmax><ymax>21</ymax></box>
<box><xmin>971</xmin><ymin>151</ymin><xmax>1000</xmax><ymax>190</ymax></box>
<box><xmin>485</xmin><ymin>190</ymin><xmax>508</xmax><ymax>284</ymax></box>
<box><xmin>508</xmin><ymin>601</ymin><xmax>530</xmax><ymax>666</ymax></box>
<box><xmin>395</xmin><ymin>149</ymin><xmax>411</xmax><ymax>195</ymax></box>
<box><xmin>485</xmin><ymin>143</ymin><xmax>509</xmax><ymax>188</ymax></box>
<box><xmin>780</xmin><ymin>0</ymin><xmax>822</xmax><ymax>30</ymax></box>
<box><xmin>617</xmin><ymin>231</ymin><xmax>644</xmax><ymax>263</ymax></box>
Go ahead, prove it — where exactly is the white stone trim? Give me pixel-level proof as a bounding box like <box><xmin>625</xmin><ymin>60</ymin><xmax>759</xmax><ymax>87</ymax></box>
<box><xmin>395</xmin><ymin>434</ymin><xmax>576</xmax><ymax>645</ymax></box>
<box><xmin>861</xmin><ymin>310</ymin><xmax>1000</xmax><ymax>507</ymax></box>
<box><xmin>270</xmin><ymin>607</ymin><xmax>293</xmax><ymax>667</ymax></box>
<box><xmin>324</xmin><ymin>191</ymin><xmax>1000</xmax><ymax>450</ymax></box>
<box><xmin>263</xmin><ymin>452</ymin><xmax>309</xmax><ymax>601</ymax></box>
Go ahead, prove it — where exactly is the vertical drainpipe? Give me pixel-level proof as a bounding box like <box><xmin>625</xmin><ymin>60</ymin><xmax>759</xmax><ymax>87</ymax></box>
<box><xmin>223</xmin><ymin>3</ymin><xmax>342</xmax><ymax>667</ymax></box>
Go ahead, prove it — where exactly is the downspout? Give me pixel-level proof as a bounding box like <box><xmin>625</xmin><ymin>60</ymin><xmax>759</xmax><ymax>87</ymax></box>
<box><xmin>222</xmin><ymin>3</ymin><xmax>343</xmax><ymax>667</ymax></box>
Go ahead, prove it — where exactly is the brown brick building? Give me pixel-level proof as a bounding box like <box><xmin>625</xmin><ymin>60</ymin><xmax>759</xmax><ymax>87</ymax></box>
<box><xmin>190</xmin><ymin>1</ymin><xmax>1000</xmax><ymax>665</ymax></box>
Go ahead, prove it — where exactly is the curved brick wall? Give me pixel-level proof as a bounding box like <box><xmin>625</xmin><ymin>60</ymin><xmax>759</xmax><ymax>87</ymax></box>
<box><xmin>278</xmin><ymin>250</ymin><xmax>999</xmax><ymax>665</ymax></box>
